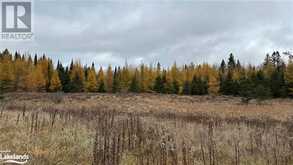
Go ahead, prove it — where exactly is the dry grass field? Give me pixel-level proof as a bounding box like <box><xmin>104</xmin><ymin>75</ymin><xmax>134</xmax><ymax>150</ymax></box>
<box><xmin>0</xmin><ymin>93</ymin><xmax>293</xmax><ymax>165</ymax></box>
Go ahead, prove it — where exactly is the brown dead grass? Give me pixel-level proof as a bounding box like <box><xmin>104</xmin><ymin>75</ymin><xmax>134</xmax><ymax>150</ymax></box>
<box><xmin>4</xmin><ymin>92</ymin><xmax>293</xmax><ymax>122</ymax></box>
<box><xmin>1</xmin><ymin>93</ymin><xmax>293</xmax><ymax>165</ymax></box>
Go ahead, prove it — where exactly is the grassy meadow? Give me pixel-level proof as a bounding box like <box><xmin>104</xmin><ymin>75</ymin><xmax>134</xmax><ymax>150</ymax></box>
<box><xmin>0</xmin><ymin>93</ymin><xmax>293</xmax><ymax>165</ymax></box>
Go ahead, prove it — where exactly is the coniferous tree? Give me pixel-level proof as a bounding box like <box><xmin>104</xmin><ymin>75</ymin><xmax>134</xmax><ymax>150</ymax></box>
<box><xmin>182</xmin><ymin>80</ymin><xmax>191</xmax><ymax>95</ymax></box>
<box><xmin>34</xmin><ymin>54</ymin><xmax>38</xmax><ymax>66</ymax></box>
<box><xmin>236</xmin><ymin>60</ymin><xmax>241</xmax><ymax>70</ymax></box>
<box><xmin>201</xmin><ymin>79</ymin><xmax>208</xmax><ymax>95</ymax></box>
<box><xmin>14</xmin><ymin>53</ymin><xmax>28</xmax><ymax>91</ymax></box>
<box><xmin>112</xmin><ymin>67</ymin><xmax>121</xmax><ymax>93</ymax></box>
<box><xmin>153</xmin><ymin>75</ymin><xmax>163</xmax><ymax>93</ymax></box>
<box><xmin>268</xmin><ymin>52</ymin><xmax>287</xmax><ymax>97</ymax></box>
<box><xmin>86</xmin><ymin>66</ymin><xmax>97</xmax><ymax>92</ymax></box>
<box><xmin>56</xmin><ymin>61</ymin><xmax>67</xmax><ymax>90</ymax></box>
<box><xmin>25</xmin><ymin>65</ymin><xmax>46</xmax><ymax>92</ymax></box>
<box><xmin>97</xmin><ymin>67</ymin><xmax>106</xmax><ymax>93</ymax></box>
<box><xmin>0</xmin><ymin>48</ymin><xmax>292</xmax><ymax>99</ymax></box>
<box><xmin>272</xmin><ymin>51</ymin><xmax>282</xmax><ymax>67</ymax></box>
<box><xmin>71</xmin><ymin>73</ymin><xmax>84</xmax><ymax>92</ymax></box>
<box><xmin>171</xmin><ymin>79</ymin><xmax>180</xmax><ymax>94</ymax></box>
<box><xmin>106</xmin><ymin>66</ymin><xmax>113</xmax><ymax>92</ymax></box>
<box><xmin>271</xmin><ymin>69</ymin><xmax>287</xmax><ymax>97</ymax></box>
<box><xmin>254</xmin><ymin>85</ymin><xmax>272</xmax><ymax>101</ymax></box>
<box><xmin>147</xmin><ymin>64</ymin><xmax>156</xmax><ymax>90</ymax></box>
<box><xmin>208</xmin><ymin>75</ymin><xmax>219</xmax><ymax>95</ymax></box>
<box><xmin>139</xmin><ymin>64</ymin><xmax>147</xmax><ymax>92</ymax></box>
<box><xmin>129</xmin><ymin>69</ymin><xmax>140</xmax><ymax>93</ymax></box>
<box><xmin>191</xmin><ymin>76</ymin><xmax>201</xmax><ymax>95</ymax></box>
<box><xmin>228</xmin><ymin>53</ymin><xmax>236</xmax><ymax>70</ymax></box>
<box><xmin>285</xmin><ymin>60</ymin><xmax>293</xmax><ymax>97</ymax></box>
<box><xmin>98</xmin><ymin>81</ymin><xmax>106</xmax><ymax>93</ymax></box>
<box><xmin>46</xmin><ymin>60</ymin><xmax>54</xmax><ymax>91</ymax></box>
<box><xmin>49</xmin><ymin>70</ymin><xmax>62</xmax><ymax>92</ymax></box>
<box><xmin>62</xmin><ymin>68</ymin><xmax>72</xmax><ymax>92</ymax></box>
<box><xmin>0</xmin><ymin>50</ymin><xmax>14</xmax><ymax>92</ymax></box>
<box><xmin>191</xmin><ymin>76</ymin><xmax>208</xmax><ymax>95</ymax></box>
<box><xmin>221</xmin><ymin>70</ymin><xmax>234</xmax><ymax>95</ymax></box>
<box><xmin>121</xmin><ymin>63</ymin><xmax>130</xmax><ymax>91</ymax></box>
<box><xmin>156</xmin><ymin>62</ymin><xmax>161</xmax><ymax>76</ymax></box>
<box><xmin>161</xmin><ymin>70</ymin><xmax>169</xmax><ymax>93</ymax></box>
<box><xmin>69</xmin><ymin>62</ymin><xmax>85</xmax><ymax>92</ymax></box>
<box><xmin>238</xmin><ymin>76</ymin><xmax>254</xmax><ymax>98</ymax></box>
<box><xmin>220</xmin><ymin>60</ymin><xmax>226</xmax><ymax>73</ymax></box>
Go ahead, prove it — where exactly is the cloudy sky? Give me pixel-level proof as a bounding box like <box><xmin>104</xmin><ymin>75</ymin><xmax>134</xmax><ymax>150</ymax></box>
<box><xmin>1</xmin><ymin>0</ymin><xmax>293</xmax><ymax>67</ymax></box>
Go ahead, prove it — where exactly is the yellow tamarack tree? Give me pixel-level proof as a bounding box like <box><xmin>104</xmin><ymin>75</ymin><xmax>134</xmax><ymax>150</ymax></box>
<box><xmin>86</xmin><ymin>67</ymin><xmax>97</xmax><ymax>92</ymax></box>
<box><xmin>49</xmin><ymin>70</ymin><xmax>62</xmax><ymax>92</ymax></box>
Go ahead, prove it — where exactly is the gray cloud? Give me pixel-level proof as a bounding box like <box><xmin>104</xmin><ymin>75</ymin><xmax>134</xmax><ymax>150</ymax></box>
<box><xmin>1</xmin><ymin>1</ymin><xmax>293</xmax><ymax>67</ymax></box>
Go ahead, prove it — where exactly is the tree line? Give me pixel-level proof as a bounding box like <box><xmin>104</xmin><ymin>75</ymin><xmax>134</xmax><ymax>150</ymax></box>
<box><xmin>1</xmin><ymin>49</ymin><xmax>293</xmax><ymax>99</ymax></box>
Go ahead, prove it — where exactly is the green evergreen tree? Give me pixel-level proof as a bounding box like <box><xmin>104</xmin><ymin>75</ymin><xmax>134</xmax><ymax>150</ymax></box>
<box><xmin>238</xmin><ymin>77</ymin><xmax>254</xmax><ymax>98</ymax></box>
<box><xmin>34</xmin><ymin>54</ymin><xmax>38</xmax><ymax>66</ymax></box>
<box><xmin>221</xmin><ymin>70</ymin><xmax>238</xmax><ymax>95</ymax></box>
<box><xmin>129</xmin><ymin>69</ymin><xmax>140</xmax><ymax>93</ymax></box>
<box><xmin>62</xmin><ymin>68</ymin><xmax>72</xmax><ymax>92</ymax></box>
<box><xmin>220</xmin><ymin>59</ymin><xmax>226</xmax><ymax>73</ymax></box>
<box><xmin>191</xmin><ymin>76</ymin><xmax>208</xmax><ymax>95</ymax></box>
<box><xmin>56</xmin><ymin>61</ymin><xmax>67</xmax><ymax>90</ymax></box>
<box><xmin>182</xmin><ymin>80</ymin><xmax>191</xmax><ymax>95</ymax></box>
<box><xmin>71</xmin><ymin>71</ymin><xmax>84</xmax><ymax>92</ymax></box>
<box><xmin>228</xmin><ymin>53</ymin><xmax>236</xmax><ymax>70</ymax></box>
<box><xmin>271</xmin><ymin>69</ymin><xmax>287</xmax><ymax>97</ymax></box>
<box><xmin>191</xmin><ymin>76</ymin><xmax>201</xmax><ymax>95</ymax></box>
<box><xmin>98</xmin><ymin>80</ymin><xmax>106</xmax><ymax>93</ymax></box>
<box><xmin>161</xmin><ymin>70</ymin><xmax>169</xmax><ymax>93</ymax></box>
<box><xmin>254</xmin><ymin>84</ymin><xmax>272</xmax><ymax>101</ymax></box>
<box><xmin>153</xmin><ymin>75</ymin><xmax>163</xmax><ymax>93</ymax></box>
<box><xmin>171</xmin><ymin>80</ymin><xmax>180</xmax><ymax>94</ymax></box>
<box><xmin>112</xmin><ymin>67</ymin><xmax>121</xmax><ymax>93</ymax></box>
<box><xmin>46</xmin><ymin>60</ymin><xmax>54</xmax><ymax>91</ymax></box>
<box><xmin>201</xmin><ymin>79</ymin><xmax>208</xmax><ymax>95</ymax></box>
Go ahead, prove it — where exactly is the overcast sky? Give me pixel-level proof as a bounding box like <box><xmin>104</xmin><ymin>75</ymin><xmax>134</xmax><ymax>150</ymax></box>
<box><xmin>1</xmin><ymin>0</ymin><xmax>293</xmax><ymax>67</ymax></box>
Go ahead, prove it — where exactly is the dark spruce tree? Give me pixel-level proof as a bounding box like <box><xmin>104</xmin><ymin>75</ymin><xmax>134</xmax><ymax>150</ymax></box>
<box><xmin>161</xmin><ymin>70</ymin><xmax>172</xmax><ymax>93</ymax></box>
<box><xmin>153</xmin><ymin>75</ymin><xmax>163</xmax><ymax>93</ymax></box>
<box><xmin>238</xmin><ymin>76</ymin><xmax>254</xmax><ymax>102</ymax></box>
<box><xmin>220</xmin><ymin>59</ymin><xmax>226</xmax><ymax>73</ymax></box>
<box><xmin>191</xmin><ymin>76</ymin><xmax>201</xmax><ymax>95</ymax></box>
<box><xmin>70</xmin><ymin>71</ymin><xmax>84</xmax><ymax>92</ymax></box>
<box><xmin>98</xmin><ymin>80</ymin><xmax>106</xmax><ymax>93</ymax></box>
<box><xmin>171</xmin><ymin>80</ymin><xmax>180</xmax><ymax>94</ymax></box>
<box><xmin>271</xmin><ymin>69</ymin><xmax>287</xmax><ymax>97</ymax></box>
<box><xmin>63</xmin><ymin>68</ymin><xmax>73</xmax><ymax>92</ymax></box>
<box><xmin>34</xmin><ymin>54</ymin><xmax>38</xmax><ymax>66</ymax></box>
<box><xmin>228</xmin><ymin>53</ymin><xmax>236</xmax><ymax>70</ymax></box>
<box><xmin>220</xmin><ymin>54</ymin><xmax>240</xmax><ymax>96</ymax></box>
<box><xmin>182</xmin><ymin>80</ymin><xmax>191</xmax><ymax>95</ymax></box>
<box><xmin>221</xmin><ymin>70</ymin><xmax>238</xmax><ymax>96</ymax></box>
<box><xmin>201</xmin><ymin>78</ymin><xmax>208</xmax><ymax>95</ymax></box>
<box><xmin>191</xmin><ymin>76</ymin><xmax>208</xmax><ymax>95</ymax></box>
<box><xmin>129</xmin><ymin>69</ymin><xmax>140</xmax><ymax>93</ymax></box>
<box><xmin>56</xmin><ymin>61</ymin><xmax>67</xmax><ymax>91</ymax></box>
<box><xmin>112</xmin><ymin>67</ymin><xmax>121</xmax><ymax>93</ymax></box>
